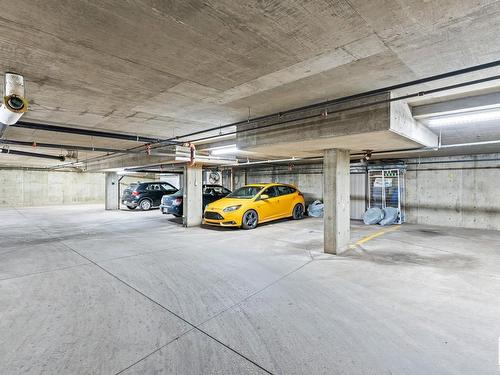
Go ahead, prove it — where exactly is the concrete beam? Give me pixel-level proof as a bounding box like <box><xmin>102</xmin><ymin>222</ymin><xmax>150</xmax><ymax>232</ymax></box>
<box><xmin>183</xmin><ymin>164</ymin><xmax>203</xmax><ymax>227</ymax></box>
<box><xmin>105</xmin><ymin>172</ymin><xmax>119</xmax><ymax>210</ymax></box>
<box><xmin>236</xmin><ymin>92</ymin><xmax>438</xmax><ymax>158</ymax></box>
<box><xmin>412</xmin><ymin>91</ymin><xmax>500</xmax><ymax>119</ymax></box>
<box><xmin>323</xmin><ymin>149</ymin><xmax>350</xmax><ymax>254</ymax></box>
<box><xmin>85</xmin><ymin>145</ymin><xmax>237</xmax><ymax>172</ymax></box>
<box><xmin>390</xmin><ymin>98</ymin><xmax>438</xmax><ymax>148</ymax></box>
<box><xmin>237</xmin><ymin>93</ymin><xmax>390</xmax><ymax>155</ymax></box>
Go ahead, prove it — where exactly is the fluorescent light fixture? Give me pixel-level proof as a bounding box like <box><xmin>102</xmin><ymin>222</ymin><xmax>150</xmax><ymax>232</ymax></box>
<box><xmin>210</xmin><ymin>145</ymin><xmax>238</xmax><ymax>155</ymax></box>
<box><xmin>440</xmin><ymin>139</ymin><xmax>500</xmax><ymax>148</ymax></box>
<box><xmin>427</xmin><ymin>108</ymin><xmax>500</xmax><ymax>126</ymax></box>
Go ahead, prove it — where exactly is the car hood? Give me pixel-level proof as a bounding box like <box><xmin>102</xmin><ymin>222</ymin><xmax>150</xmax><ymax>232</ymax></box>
<box><xmin>205</xmin><ymin>197</ymin><xmax>250</xmax><ymax>211</ymax></box>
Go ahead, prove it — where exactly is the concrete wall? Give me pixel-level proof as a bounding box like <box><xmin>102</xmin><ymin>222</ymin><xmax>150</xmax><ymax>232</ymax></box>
<box><xmin>405</xmin><ymin>154</ymin><xmax>500</xmax><ymax>230</ymax></box>
<box><xmin>235</xmin><ymin>153</ymin><xmax>500</xmax><ymax>230</ymax></box>
<box><xmin>0</xmin><ymin>169</ymin><xmax>105</xmax><ymax>207</ymax></box>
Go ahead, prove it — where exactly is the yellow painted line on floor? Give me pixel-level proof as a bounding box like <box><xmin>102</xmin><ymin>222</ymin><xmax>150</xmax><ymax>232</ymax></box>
<box><xmin>349</xmin><ymin>226</ymin><xmax>400</xmax><ymax>249</ymax></box>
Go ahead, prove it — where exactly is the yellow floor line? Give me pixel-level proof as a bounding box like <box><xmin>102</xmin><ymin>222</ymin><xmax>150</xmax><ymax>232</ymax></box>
<box><xmin>349</xmin><ymin>226</ymin><xmax>400</xmax><ymax>249</ymax></box>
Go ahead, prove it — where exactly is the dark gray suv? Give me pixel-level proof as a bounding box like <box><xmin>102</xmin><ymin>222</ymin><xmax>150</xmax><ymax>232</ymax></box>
<box><xmin>122</xmin><ymin>182</ymin><xmax>178</xmax><ymax>210</ymax></box>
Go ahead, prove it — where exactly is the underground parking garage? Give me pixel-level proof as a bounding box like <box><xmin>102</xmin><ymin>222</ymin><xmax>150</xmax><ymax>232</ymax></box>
<box><xmin>1</xmin><ymin>2</ymin><xmax>500</xmax><ymax>374</ymax></box>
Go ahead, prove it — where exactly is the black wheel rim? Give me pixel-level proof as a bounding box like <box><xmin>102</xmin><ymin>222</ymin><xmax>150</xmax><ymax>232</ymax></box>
<box><xmin>245</xmin><ymin>211</ymin><xmax>257</xmax><ymax>227</ymax></box>
<box><xmin>294</xmin><ymin>205</ymin><xmax>303</xmax><ymax>218</ymax></box>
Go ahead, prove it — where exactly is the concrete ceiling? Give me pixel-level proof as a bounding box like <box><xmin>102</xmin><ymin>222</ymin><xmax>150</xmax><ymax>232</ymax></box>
<box><xmin>1</xmin><ymin>0</ymin><xmax>500</xmax><ymax>167</ymax></box>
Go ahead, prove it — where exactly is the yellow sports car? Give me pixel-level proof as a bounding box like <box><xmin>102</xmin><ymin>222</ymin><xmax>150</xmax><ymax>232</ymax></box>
<box><xmin>203</xmin><ymin>183</ymin><xmax>306</xmax><ymax>229</ymax></box>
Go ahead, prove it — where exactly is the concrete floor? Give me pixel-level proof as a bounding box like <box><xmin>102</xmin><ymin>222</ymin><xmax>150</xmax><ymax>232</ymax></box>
<box><xmin>1</xmin><ymin>205</ymin><xmax>499</xmax><ymax>374</ymax></box>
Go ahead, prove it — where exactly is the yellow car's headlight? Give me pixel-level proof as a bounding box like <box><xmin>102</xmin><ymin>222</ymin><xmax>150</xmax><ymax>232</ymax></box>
<box><xmin>223</xmin><ymin>205</ymin><xmax>241</xmax><ymax>212</ymax></box>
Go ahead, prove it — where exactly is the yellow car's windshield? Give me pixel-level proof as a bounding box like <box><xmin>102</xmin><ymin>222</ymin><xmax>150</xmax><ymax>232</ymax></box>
<box><xmin>227</xmin><ymin>186</ymin><xmax>262</xmax><ymax>199</ymax></box>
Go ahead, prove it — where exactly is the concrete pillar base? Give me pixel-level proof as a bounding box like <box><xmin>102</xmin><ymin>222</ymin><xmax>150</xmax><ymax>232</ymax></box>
<box><xmin>105</xmin><ymin>172</ymin><xmax>119</xmax><ymax>210</ymax></box>
<box><xmin>323</xmin><ymin>149</ymin><xmax>350</xmax><ymax>254</ymax></box>
<box><xmin>183</xmin><ymin>164</ymin><xmax>203</xmax><ymax>227</ymax></box>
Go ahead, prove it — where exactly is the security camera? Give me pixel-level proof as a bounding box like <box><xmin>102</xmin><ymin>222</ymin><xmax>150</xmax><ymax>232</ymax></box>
<box><xmin>0</xmin><ymin>73</ymin><xmax>28</xmax><ymax>125</ymax></box>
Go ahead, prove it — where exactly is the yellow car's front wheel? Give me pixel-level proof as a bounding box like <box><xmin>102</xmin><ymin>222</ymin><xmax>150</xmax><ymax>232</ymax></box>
<box><xmin>241</xmin><ymin>210</ymin><xmax>258</xmax><ymax>230</ymax></box>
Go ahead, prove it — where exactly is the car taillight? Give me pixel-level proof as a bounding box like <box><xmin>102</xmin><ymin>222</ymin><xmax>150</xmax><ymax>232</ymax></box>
<box><xmin>132</xmin><ymin>191</ymin><xmax>140</xmax><ymax>196</ymax></box>
<box><xmin>173</xmin><ymin>197</ymin><xmax>183</xmax><ymax>206</ymax></box>
<box><xmin>298</xmin><ymin>192</ymin><xmax>303</xmax><ymax>196</ymax></box>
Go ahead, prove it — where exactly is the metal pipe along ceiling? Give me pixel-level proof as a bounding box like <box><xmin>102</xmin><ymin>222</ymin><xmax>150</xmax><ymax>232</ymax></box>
<box><xmin>167</xmin><ymin>59</ymin><xmax>500</xmax><ymax>144</ymax></box>
<box><xmin>232</xmin><ymin>140</ymin><xmax>500</xmax><ymax>168</ymax></box>
<box><xmin>11</xmin><ymin>121</ymin><xmax>182</xmax><ymax>145</ymax></box>
<box><xmin>1</xmin><ymin>148</ymin><xmax>65</xmax><ymax>161</ymax></box>
<box><xmin>97</xmin><ymin>64</ymin><xmax>500</xmax><ymax>163</ymax></box>
<box><xmin>0</xmin><ymin>139</ymin><xmax>172</xmax><ymax>155</ymax></box>
<box><xmin>184</xmin><ymin>73</ymin><xmax>500</xmax><ymax>144</ymax></box>
<box><xmin>47</xmin><ymin>59</ymin><xmax>500</xmax><ymax>168</ymax></box>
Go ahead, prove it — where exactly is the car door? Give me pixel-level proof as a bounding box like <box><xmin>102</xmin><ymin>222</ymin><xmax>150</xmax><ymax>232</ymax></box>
<box><xmin>146</xmin><ymin>183</ymin><xmax>163</xmax><ymax>206</ymax></box>
<box><xmin>276</xmin><ymin>185</ymin><xmax>296</xmax><ymax>217</ymax></box>
<box><xmin>255</xmin><ymin>186</ymin><xmax>280</xmax><ymax>221</ymax></box>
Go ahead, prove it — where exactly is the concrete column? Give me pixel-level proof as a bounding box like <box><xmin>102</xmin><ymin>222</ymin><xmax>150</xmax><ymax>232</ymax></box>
<box><xmin>183</xmin><ymin>164</ymin><xmax>203</xmax><ymax>227</ymax></box>
<box><xmin>105</xmin><ymin>172</ymin><xmax>119</xmax><ymax>210</ymax></box>
<box><xmin>323</xmin><ymin>149</ymin><xmax>350</xmax><ymax>254</ymax></box>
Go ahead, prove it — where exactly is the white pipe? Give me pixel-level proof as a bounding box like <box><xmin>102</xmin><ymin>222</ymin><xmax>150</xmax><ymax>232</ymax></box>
<box><xmin>0</xmin><ymin>73</ymin><xmax>28</xmax><ymax>126</ymax></box>
<box><xmin>228</xmin><ymin>156</ymin><xmax>306</xmax><ymax>166</ymax></box>
<box><xmin>5</xmin><ymin>73</ymin><xmax>25</xmax><ymax>97</ymax></box>
<box><xmin>0</xmin><ymin>106</ymin><xmax>24</xmax><ymax>125</ymax></box>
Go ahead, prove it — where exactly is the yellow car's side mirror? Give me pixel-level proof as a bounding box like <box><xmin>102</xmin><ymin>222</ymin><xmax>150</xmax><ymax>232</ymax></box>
<box><xmin>260</xmin><ymin>194</ymin><xmax>269</xmax><ymax>200</ymax></box>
